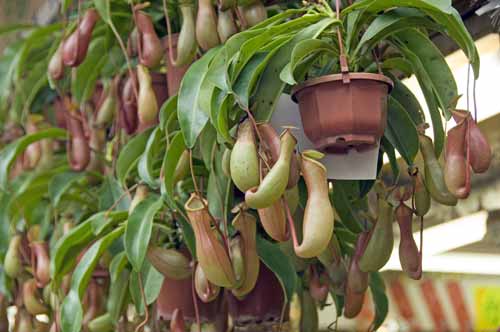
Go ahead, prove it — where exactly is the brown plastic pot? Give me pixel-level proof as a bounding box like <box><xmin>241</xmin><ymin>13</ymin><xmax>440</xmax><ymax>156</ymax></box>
<box><xmin>291</xmin><ymin>73</ymin><xmax>393</xmax><ymax>153</ymax></box>
<box><xmin>226</xmin><ymin>264</ymin><xmax>285</xmax><ymax>327</ymax></box>
<box><xmin>162</xmin><ymin>34</ymin><xmax>190</xmax><ymax>97</ymax></box>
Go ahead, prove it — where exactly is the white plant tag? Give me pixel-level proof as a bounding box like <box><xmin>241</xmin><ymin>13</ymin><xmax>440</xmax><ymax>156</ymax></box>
<box><xmin>270</xmin><ymin>94</ymin><xmax>379</xmax><ymax>180</ymax></box>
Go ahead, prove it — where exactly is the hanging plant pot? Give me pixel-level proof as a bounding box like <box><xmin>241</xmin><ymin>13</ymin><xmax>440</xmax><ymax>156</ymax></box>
<box><xmin>291</xmin><ymin>73</ymin><xmax>393</xmax><ymax>154</ymax></box>
<box><xmin>163</xmin><ymin>34</ymin><xmax>191</xmax><ymax>97</ymax></box>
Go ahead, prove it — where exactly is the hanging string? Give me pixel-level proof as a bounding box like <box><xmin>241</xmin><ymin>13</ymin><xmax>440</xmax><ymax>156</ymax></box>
<box><xmin>473</xmin><ymin>73</ymin><xmax>478</xmax><ymax>123</ymax></box>
<box><xmin>466</xmin><ymin>63</ymin><xmax>471</xmax><ymax>111</ymax></box>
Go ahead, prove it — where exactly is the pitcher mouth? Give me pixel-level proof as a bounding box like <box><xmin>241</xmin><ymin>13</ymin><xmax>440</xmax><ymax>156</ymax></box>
<box><xmin>291</xmin><ymin>72</ymin><xmax>394</xmax><ymax>103</ymax></box>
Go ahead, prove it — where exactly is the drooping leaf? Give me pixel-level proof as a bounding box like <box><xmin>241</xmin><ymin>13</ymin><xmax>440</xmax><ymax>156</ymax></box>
<box><xmin>369</xmin><ymin>272</ymin><xmax>389</xmax><ymax>331</ymax></box>
<box><xmin>177</xmin><ymin>47</ymin><xmax>219</xmax><ymax>148</ymax></box>
<box><xmin>138</xmin><ymin>127</ymin><xmax>165</xmax><ymax>188</ymax></box>
<box><xmin>389</xmin><ymin>76</ymin><xmax>425</xmax><ymax>126</ymax></box>
<box><xmin>99</xmin><ymin>176</ymin><xmax>131</xmax><ymax>212</ymax></box>
<box><xmin>61</xmin><ymin>227</ymin><xmax>124</xmax><ymax>332</ymax></box>
<box><xmin>129</xmin><ymin>260</ymin><xmax>164</xmax><ymax>314</ymax></box>
<box><xmin>331</xmin><ymin>181</ymin><xmax>363</xmax><ymax>234</ymax></box>
<box><xmin>94</xmin><ymin>0</ymin><xmax>112</xmax><ymax>23</ymax></box>
<box><xmin>252</xmin><ymin>17</ymin><xmax>340</xmax><ymax>121</ymax></box>
<box><xmin>385</xmin><ymin>97</ymin><xmax>419</xmax><ymax>166</ymax></box>
<box><xmin>0</xmin><ymin>128</ymin><xmax>66</xmax><ymax>189</ymax></box>
<box><xmin>256</xmin><ymin>236</ymin><xmax>297</xmax><ymax>302</ymax></box>
<box><xmin>48</xmin><ymin>171</ymin><xmax>87</xmax><ymax>207</ymax></box>
<box><xmin>107</xmin><ymin>268</ymin><xmax>129</xmax><ymax>323</ymax></box>
<box><xmin>116</xmin><ymin>128</ymin><xmax>154</xmax><ymax>185</ymax></box>
<box><xmin>160</xmin><ymin>131</ymin><xmax>186</xmax><ymax>208</ymax></box>
<box><xmin>395</xmin><ymin>29</ymin><xmax>457</xmax><ymax>115</ymax></box>
<box><xmin>125</xmin><ymin>196</ymin><xmax>163</xmax><ymax>272</ymax></box>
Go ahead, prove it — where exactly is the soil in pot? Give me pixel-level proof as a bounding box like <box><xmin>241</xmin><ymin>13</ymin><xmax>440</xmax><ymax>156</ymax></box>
<box><xmin>292</xmin><ymin>73</ymin><xmax>393</xmax><ymax>154</ymax></box>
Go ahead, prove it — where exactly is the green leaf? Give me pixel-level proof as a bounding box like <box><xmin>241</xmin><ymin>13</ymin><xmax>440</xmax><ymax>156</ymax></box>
<box><xmin>160</xmin><ymin>132</ymin><xmax>186</xmax><ymax>208</ymax></box>
<box><xmin>395</xmin><ymin>29</ymin><xmax>457</xmax><ymax>114</ymax></box>
<box><xmin>109</xmin><ymin>251</ymin><xmax>128</xmax><ymax>283</ymax></box>
<box><xmin>381</xmin><ymin>137</ymin><xmax>400</xmax><ymax>183</ymax></box>
<box><xmin>233</xmin><ymin>36</ymin><xmax>293</xmax><ymax>110</ymax></box>
<box><xmin>369</xmin><ymin>272</ymin><xmax>389</xmax><ymax>331</ymax></box>
<box><xmin>252</xmin><ymin>17</ymin><xmax>340</xmax><ymax>122</ymax></box>
<box><xmin>280</xmin><ymin>39</ymin><xmax>337</xmax><ymax>85</ymax></box>
<box><xmin>0</xmin><ymin>23</ymin><xmax>34</xmax><ymax>36</ymax></box>
<box><xmin>129</xmin><ymin>261</ymin><xmax>164</xmax><ymax>314</ymax></box>
<box><xmin>99</xmin><ymin>176</ymin><xmax>131</xmax><ymax>212</ymax></box>
<box><xmin>125</xmin><ymin>196</ymin><xmax>163</xmax><ymax>272</ymax></box>
<box><xmin>382</xmin><ymin>57</ymin><xmax>414</xmax><ymax>76</ymax></box>
<box><xmin>395</xmin><ymin>45</ymin><xmax>445</xmax><ymax>156</ymax></box>
<box><xmin>107</xmin><ymin>268</ymin><xmax>129</xmax><ymax>323</ymax></box>
<box><xmin>385</xmin><ymin>97</ymin><xmax>419</xmax><ymax>166</ymax></box>
<box><xmin>51</xmin><ymin>211</ymin><xmax>126</xmax><ymax>282</ymax></box>
<box><xmin>116</xmin><ymin>128</ymin><xmax>154</xmax><ymax>185</ymax></box>
<box><xmin>256</xmin><ymin>236</ymin><xmax>297</xmax><ymax>302</ymax></box>
<box><xmin>48</xmin><ymin>171</ymin><xmax>87</xmax><ymax>207</ymax></box>
<box><xmin>94</xmin><ymin>0</ymin><xmax>112</xmax><ymax>23</ymax></box>
<box><xmin>331</xmin><ymin>181</ymin><xmax>363</xmax><ymax>233</ymax></box>
<box><xmin>178</xmin><ymin>47</ymin><xmax>219</xmax><ymax>148</ymax></box>
<box><xmin>207</xmin><ymin>147</ymin><xmax>228</xmax><ymax>221</ymax></box>
<box><xmin>0</xmin><ymin>195</ymin><xmax>12</xmax><ymax>255</ymax></box>
<box><xmin>159</xmin><ymin>95</ymin><xmax>178</xmax><ymax>133</ymax></box>
<box><xmin>138</xmin><ymin>127</ymin><xmax>165</xmax><ymax>188</ymax></box>
<box><xmin>61</xmin><ymin>227</ymin><xmax>124</xmax><ymax>332</ymax></box>
<box><xmin>353</xmin><ymin>8</ymin><xmax>440</xmax><ymax>58</ymax></box>
<box><xmin>0</xmin><ymin>128</ymin><xmax>66</xmax><ymax>189</ymax></box>
<box><xmin>90</xmin><ymin>211</ymin><xmax>128</xmax><ymax>236</ymax></box>
<box><xmin>344</xmin><ymin>0</ymin><xmax>479</xmax><ymax>77</ymax></box>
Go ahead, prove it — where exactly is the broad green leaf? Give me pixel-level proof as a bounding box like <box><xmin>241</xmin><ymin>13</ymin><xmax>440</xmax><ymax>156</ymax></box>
<box><xmin>280</xmin><ymin>39</ymin><xmax>337</xmax><ymax>85</ymax></box>
<box><xmin>232</xmin><ymin>14</ymin><xmax>324</xmax><ymax>80</ymax></box>
<box><xmin>48</xmin><ymin>171</ymin><xmax>87</xmax><ymax>207</ymax></box>
<box><xmin>94</xmin><ymin>0</ymin><xmax>112</xmax><ymax>23</ymax></box>
<box><xmin>381</xmin><ymin>137</ymin><xmax>400</xmax><ymax>183</ymax></box>
<box><xmin>395</xmin><ymin>29</ymin><xmax>457</xmax><ymax>115</ymax></box>
<box><xmin>116</xmin><ymin>128</ymin><xmax>154</xmax><ymax>185</ymax></box>
<box><xmin>178</xmin><ymin>47</ymin><xmax>219</xmax><ymax>148</ymax></box>
<box><xmin>353</xmin><ymin>8</ymin><xmax>440</xmax><ymax>58</ymax></box>
<box><xmin>129</xmin><ymin>261</ymin><xmax>164</xmax><ymax>314</ymax></box>
<box><xmin>344</xmin><ymin>0</ymin><xmax>455</xmax><ymax>16</ymax></box>
<box><xmin>125</xmin><ymin>196</ymin><xmax>163</xmax><ymax>272</ymax></box>
<box><xmin>107</xmin><ymin>268</ymin><xmax>129</xmax><ymax>323</ymax></box>
<box><xmin>233</xmin><ymin>35</ymin><xmax>292</xmax><ymax>109</ymax></box>
<box><xmin>61</xmin><ymin>227</ymin><xmax>124</xmax><ymax>332</ymax></box>
<box><xmin>252</xmin><ymin>18</ymin><xmax>340</xmax><ymax>122</ymax></box>
<box><xmin>369</xmin><ymin>272</ymin><xmax>389</xmax><ymax>331</ymax></box>
<box><xmin>390</xmin><ymin>77</ymin><xmax>425</xmax><ymax>126</ymax></box>
<box><xmin>90</xmin><ymin>211</ymin><xmax>128</xmax><ymax>236</ymax></box>
<box><xmin>343</xmin><ymin>0</ymin><xmax>479</xmax><ymax>77</ymax></box>
<box><xmin>331</xmin><ymin>181</ymin><xmax>363</xmax><ymax>233</ymax></box>
<box><xmin>0</xmin><ymin>23</ymin><xmax>34</xmax><ymax>36</ymax></box>
<box><xmin>138</xmin><ymin>127</ymin><xmax>165</xmax><ymax>188</ymax></box>
<box><xmin>99</xmin><ymin>176</ymin><xmax>131</xmax><ymax>212</ymax></box>
<box><xmin>207</xmin><ymin>147</ymin><xmax>228</xmax><ymax>221</ymax></box>
<box><xmin>250</xmin><ymin>8</ymin><xmax>305</xmax><ymax>30</ymax></box>
<box><xmin>109</xmin><ymin>251</ymin><xmax>128</xmax><ymax>283</ymax></box>
<box><xmin>256</xmin><ymin>236</ymin><xmax>297</xmax><ymax>302</ymax></box>
<box><xmin>0</xmin><ymin>128</ymin><xmax>66</xmax><ymax>189</ymax></box>
<box><xmin>199</xmin><ymin>126</ymin><xmax>217</xmax><ymax>171</ymax></box>
<box><xmin>159</xmin><ymin>95</ymin><xmax>178</xmax><ymax>133</ymax></box>
<box><xmin>0</xmin><ymin>195</ymin><xmax>11</xmax><ymax>254</ymax></box>
<box><xmin>160</xmin><ymin>132</ymin><xmax>186</xmax><ymax>208</ymax></box>
<box><xmin>382</xmin><ymin>57</ymin><xmax>413</xmax><ymax>77</ymax></box>
<box><xmin>385</xmin><ymin>97</ymin><xmax>419</xmax><ymax>166</ymax></box>
<box><xmin>396</xmin><ymin>45</ymin><xmax>445</xmax><ymax>156</ymax></box>
<box><xmin>51</xmin><ymin>211</ymin><xmax>126</xmax><ymax>281</ymax></box>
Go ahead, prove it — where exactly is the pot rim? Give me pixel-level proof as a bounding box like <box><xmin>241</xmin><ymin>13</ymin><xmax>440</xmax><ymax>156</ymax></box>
<box><xmin>291</xmin><ymin>72</ymin><xmax>394</xmax><ymax>103</ymax></box>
